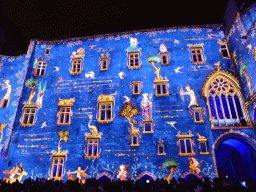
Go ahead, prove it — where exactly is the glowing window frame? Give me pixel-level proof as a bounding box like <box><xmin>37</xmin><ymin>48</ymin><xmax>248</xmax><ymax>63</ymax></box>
<box><xmin>34</xmin><ymin>61</ymin><xmax>47</xmax><ymax>77</ymax></box>
<box><xmin>0</xmin><ymin>98</ymin><xmax>10</xmax><ymax>108</ymax></box>
<box><xmin>50</xmin><ymin>156</ymin><xmax>65</xmax><ymax>180</ymax></box>
<box><xmin>99</xmin><ymin>54</ymin><xmax>110</xmax><ymax>71</ymax></box>
<box><xmin>70</xmin><ymin>58</ymin><xmax>82</xmax><ymax>75</ymax></box>
<box><xmin>157</xmin><ymin>138</ymin><xmax>166</xmax><ymax>156</ymax></box>
<box><xmin>160</xmin><ymin>53</ymin><xmax>169</xmax><ymax>65</ymax></box>
<box><xmin>128</xmin><ymin>51</ymin><xmax>141</xmax><ymax>69</ymax></box>
<box><xmin>57</xmin><ymin>107</ymin><xmax>72</xmax><ymax>125</ymax></box>
<box><xmin>142</xmin><ymin>121</ymin><xmax>153</xmax><ymax>133</ymax></box>
<box><xmin>219</xmin><ymin>42</ymin><xmax>230</xmax><ymax>59</ymax></box>
<box><xmin>197</xmin><ymin>138</ymin><xmax>209</xmax><ymax>155</ymax></box>
<box><xmin>154</xmin><ymin>80</ymin><xmax>169</xmax><ymax>96</ymax></box>
<box><xmin>45</xmin><ymin>48</ymin><xmax>50</xmax><ymax>55</ymax></box>
<box><xmin>189</xmin><ymin>46</ymin><xmax>205</xmax><ymax>64</ymax></box>
<box><xmin>20</xmin><ymin>107</ymin><xmax>37</xmax><ymax>127</ymax></box>
<box><xmin>101</xmin><ymin>58</ymin><xmax>108</xmax><ymax>71</ymax></box>
<box><xmin>98</xmin><ymin>102</ymin><xmax>113</xmax><ymax>123</ymax></box>
<box><xmin>131</xmin><ymin>81</ymin><xmax>142</xmax><ymax>95</ymax></box>
<box><xmin>192</xmin><ymin>107</ymin><xmax>204</xmax><ymax>123</ymax></box>
<box><xmin>130</xmin><ymin>133</ymin><xmax>139</xmax><ymax>147</ymax></box>
<box><xmin>85</xmin><ymin>138</ymin><xmax>100</xmax><ymax>159</ymax></box>
<box><xmin>177</xmin><ymin>135</ymin><xmax>195</xmax><ymax>156</ymax></box>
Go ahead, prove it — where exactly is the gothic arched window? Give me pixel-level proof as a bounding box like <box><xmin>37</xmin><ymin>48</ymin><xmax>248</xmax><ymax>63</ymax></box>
<box><xmin>203</xmin><ymin>69</ymin><xmax>251</xmax><ymax>128</ymax></box>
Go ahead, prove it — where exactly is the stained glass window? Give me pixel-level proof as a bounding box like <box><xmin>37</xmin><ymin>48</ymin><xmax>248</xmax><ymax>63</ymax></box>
<box><xmin>207</xmin><ymin>77</ymin><xmax>247</xmax><ymax>127</ymax></box>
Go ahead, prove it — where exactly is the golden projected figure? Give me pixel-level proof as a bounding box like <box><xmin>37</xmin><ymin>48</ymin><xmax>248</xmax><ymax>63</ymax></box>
<box><xmin>0</xmin><ymin>123</ymin><xmax>7</xmax><ymax>143</ymax></box>
<box><xmin>1</xmin><ymin>80</ymin><xmax>11</xmax><ymax>108</ymax></box>
<box><xmin>67</xmin><ymin>166</ymin><xmax>89</xmax><ymax>182</ymax></box>
<box><xmin>188</xmin><ymin>157</ymin><xmax>201</xmax><ymax>175</ymax></box>
<box><xmin>3</xmin><ymin>163</ymin><xmax>28</xmax><ymax>183</ymax></box>
<box><xmin>180</xmin><ymin>84</ymin><xmax>198</xmax><ymax>108</ymax></box>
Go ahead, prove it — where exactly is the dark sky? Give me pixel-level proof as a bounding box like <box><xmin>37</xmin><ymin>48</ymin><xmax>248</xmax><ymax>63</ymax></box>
<box><xmin>0</xmin><ymin>0</ymin><xmax>231</xmax><ymax>56</ymax></box>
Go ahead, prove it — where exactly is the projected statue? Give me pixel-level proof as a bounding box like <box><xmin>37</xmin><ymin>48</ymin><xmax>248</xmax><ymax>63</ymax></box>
<box><xmin>180</xmin><ymin>84</ymin><xmax>198</xmax><ymax>108</ymax></box>
<box><xmin>140</xmin><ymin>93</ymin><xmax>152</xmax><ymax>120</ymax></box>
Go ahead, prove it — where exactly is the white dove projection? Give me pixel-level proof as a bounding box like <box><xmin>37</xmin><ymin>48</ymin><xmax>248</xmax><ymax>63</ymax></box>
<box><xmin>166</xmin><ymin>121</ymin><xmax>177</xmax><ymax>130</ymax></box>
<box><xmin>174</xmin><ymin>66</ymin><xmax>184</xmax><ymax>73</ymax></box>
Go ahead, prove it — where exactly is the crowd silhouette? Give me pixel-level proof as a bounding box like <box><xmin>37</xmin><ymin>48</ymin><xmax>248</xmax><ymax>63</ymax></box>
<box><xmin>0</xmin><ymin>175</ymin><xmax>255</xmax><ymax>192</ymax></box>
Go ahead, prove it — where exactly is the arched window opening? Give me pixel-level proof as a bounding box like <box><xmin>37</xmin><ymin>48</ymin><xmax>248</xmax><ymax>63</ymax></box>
<box><xmin>207</xmin><ymin>76</ymin><xmax>248</xmax><ymax>128</ymax></box>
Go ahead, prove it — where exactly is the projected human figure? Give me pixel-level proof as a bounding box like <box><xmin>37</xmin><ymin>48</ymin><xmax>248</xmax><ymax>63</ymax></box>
<box><xmin>117</xmin><ymin>163</ymin><xmax>130</xmax><ymax>181</ymax></box>
<box><xmin>1</xmin><ymin>80</ymin><xmax>11</xmax><ymax>108</ymax></box>
<box><xmin>67</xmin><ymin>166</ymin><xmax>89</xmax><ymax>182</ymax></box>
<box><xmin>180</xmin><ymin>84</ymin><xmax>198</xmax><ymax>108</ymax></box>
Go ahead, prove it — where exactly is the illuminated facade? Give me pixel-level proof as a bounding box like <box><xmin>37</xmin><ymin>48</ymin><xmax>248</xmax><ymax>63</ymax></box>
<box><xmin>1</xmin><ymin>3</ymin><xmax>256</xmax><ymax>183</ymax></box>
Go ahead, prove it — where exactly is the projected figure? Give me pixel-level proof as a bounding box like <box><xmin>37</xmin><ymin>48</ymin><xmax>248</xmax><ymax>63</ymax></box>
<box><xmin>67</xmin><ymin>166</ymin><xmax>89</xmax><ymax>182</ymax></box>
<box><xmin>71</xmin><ymin>48</ymin><xmax>85</xmax><ymax>59</ymax></box>
<box><xmin>188</xmin><ymin>157</ymin><xmax>201</xmax><ymax>174</ymax></box>
<box><xmin>3</xmin><ymin>163</ymin><xmax>28</xmax><ymax>183</ymax></box>
<box><xmin>1</xmin><ymin>80</ymin><xmax>11</xmax><ymax>108</ymax></box>
<box><xmin>140</xmin><ymin>93</ymin><xmax>152</xmax><ymax>120</ymax></box>
<box><xmin>159</xmin><ymin>43</ymin><xmax>168</xmax><ymax>52</ymax></box>
<box><xmin>117</xmin><ymin>163</ymin><xmax>130</xmax><ymax>181</ymax></box>
<box><xmin>33</xmin><ymin>58</ymin><xmax>38</xmax><ymax>75</ymax></box>
<box><xmin>118</xmin><ymin>72</ymin><xmax>125</xmax><ymax>79</ymax></box>
<box><xmin>0</xmin><ymin>123</ymin><xmax>7</xmax><ymax>143</ymax></box>
<box><xmin>36</xmin><ymin>82</ymin><xmax>47</xmax><ymax>108</ymax></box>
<box><xmin>180</xmin><ymin>84</ymin><xmax>198</xmax><ymax>108</ymax></box>
<box><xmin>85</xmin><ymin>71</ymin><xmax>95</xmax><ymax>78</ymax></box>
<box><xmin>126</xmin><ymin>37</ymin><xmax>141</xmax><ymax>51</ymax></box>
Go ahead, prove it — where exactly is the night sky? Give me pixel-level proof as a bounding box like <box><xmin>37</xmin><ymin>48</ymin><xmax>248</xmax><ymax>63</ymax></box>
<box><xmin>0</xmin><ymin>0</ymin><xmax>231</xmax><ymax>56</ymax></box>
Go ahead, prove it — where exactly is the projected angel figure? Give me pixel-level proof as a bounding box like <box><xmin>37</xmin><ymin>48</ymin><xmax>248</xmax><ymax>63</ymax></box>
<box><xmin>180</xmin><ymin>84</ymin><xmax>198</xmax><ymax>108</ymax></box>
<box><xmin>67</xmin><ymin>166</ymin><xmax>89</xmax><ymax>182</ymax></box>
<box><xmin>117</xmin><ymin>163</ymin><xmax>130</xmax><ymax>181</ymax></box>
<box><xmin>1</xmin><ymin>80</ymin><xmax>11</xmax><ymax>107</ymax></box>
<box><xmin>36</xmin><ymin>82</ymin><xmax>47</xmax><ymax>108</ymax></box>
<box><xmin>140</xmin><ymin>93</ymin><xmax>152</xmax><ymax>120</ymax></box>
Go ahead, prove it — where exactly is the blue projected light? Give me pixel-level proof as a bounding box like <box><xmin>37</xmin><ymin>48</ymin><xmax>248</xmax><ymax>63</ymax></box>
<box><xmin>222</xmin><ymin>139</ymin><xmax>250</xmax><ymax>158</ymax></box>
